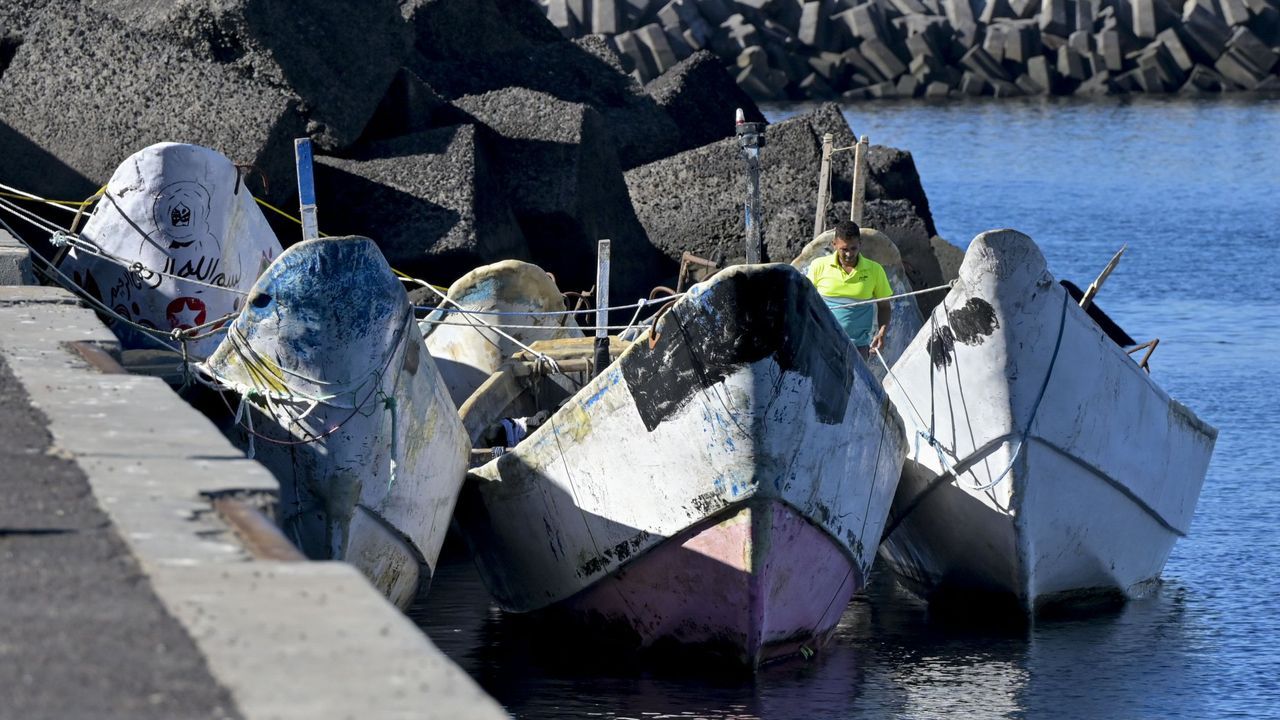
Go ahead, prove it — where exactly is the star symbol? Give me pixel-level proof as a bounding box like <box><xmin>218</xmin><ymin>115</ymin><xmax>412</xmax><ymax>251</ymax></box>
<box><xmin>170</xmin><ymin>304</ymin><xmax>202</xmax><ymax>329</ymax></box>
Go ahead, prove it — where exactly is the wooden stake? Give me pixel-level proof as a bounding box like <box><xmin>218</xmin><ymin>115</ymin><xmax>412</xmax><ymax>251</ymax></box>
<box><xmin>851</xmin><ymin>135</ymin><xmax>869</xmax><ymax>224</ymax></box>
<box><xmin>593</xmin><ymin>239</ymin><xmax>611</xmax><ymax>377</ymax></box>
<box><xmin>813</xmin><ymin>133</ymin><xmax>833</xmax><ymax>239</ymax></box>
<box><xmin>1080</xmin><ymin>244</ymin><xmax>1126</xmax><ymax>310</ymax></box>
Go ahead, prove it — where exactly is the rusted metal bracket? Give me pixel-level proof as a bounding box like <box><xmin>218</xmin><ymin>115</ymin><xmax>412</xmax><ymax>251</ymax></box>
<box><xmin>676</xmin><ymin>251</ymin><xmax>719</xmax><ymax>293</ymax></box>
<box><xmin>1125</xmin><ymin>338</ymin><xmax>1160</xmax><ymax>372</ymax></box>
<box><xmin>66</xmin><ymin>340</ymin><xmax>127</xmax><ymax>374</ymax></box>
<box><xmin>212</xmin><ymin>496</ymin><xmax>305</xmax><ymax>562</ymax></box>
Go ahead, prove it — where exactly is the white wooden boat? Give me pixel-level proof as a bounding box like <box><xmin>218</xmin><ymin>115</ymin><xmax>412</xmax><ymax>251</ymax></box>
<box><xmin>420</xmin><ymin>259</ymin><xmax>582</xmax><ymax>408</ymax></box>
<box><xmin>60</xmin><ymin>142</ymin><xmax>282</xmax><ymax>358</ymax></box>
<box><xmin>201</xmin><ymin>236</ymin><xmax>469</xmax><ymax>609</ymax></box>
<box><xmin>878</xmin><ymin>229</ymin><xmax>1217</xmax><ymax>611</ymax></box>
<box><xmin>792</xmin><ymin>227</ymin><xmax>925</xmax><ymax>378</ymax></box>
<box><xmin>452</xmin><ymin>263</ymin><xmax>906</xmax><ymax>667</ymax></box>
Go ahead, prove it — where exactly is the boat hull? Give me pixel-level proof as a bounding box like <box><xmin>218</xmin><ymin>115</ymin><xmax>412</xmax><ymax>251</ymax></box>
<box><xmin>563</xmin><ymin>499</ymin><xmax>861</xmax><ymax>666</ymax></box>
<box><xmin>203</xmin><ymin>237</ymin><xmax>469</xmax><ymax>609</ymax></box>
<box><xmin>454</xmin><ymin>263</ymin><xmax>906</xmax><ymax>666</ymax></box>
<box><xmin>63</xmin><ymin>142</ymin><xmax>281</xmax><ymax>358</ymax></box>
<box><xmin>878</xmin><ymin>230</ymin><xmax>1216</xmax><ymax>611</ymax></box>
<box><xmin>421</xmin><ymin>259</ymin><xmax>581</xmax><ymax>408</ymax></box>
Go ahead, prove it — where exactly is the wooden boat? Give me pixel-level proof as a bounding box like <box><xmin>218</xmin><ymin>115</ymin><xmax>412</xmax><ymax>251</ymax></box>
<box><xmin>792</xmin><ymin>227</ymin><xmax>925</xmax><ymax>378</ymax></box>
<box><xmin>201</xmin><ymin>236</ymin><xmax>469</xmax><ymax>609</ymax></box>
<box><xmin>60</xmin><ymin>142</ymin><xmax>282</xmax><ymax>358</ymax></box>
<box><xmin>420</xmin><ymin>259</ymin><xmax>582</xmax><ymax>408</ymax></box>
<box><xmin>877</xmin><ymin>229</ymin><xmax>1217</xmax><ymax>612</ymax></box>
<box><xmin>452</xmin><ymin>263</ymin><xmax>907</xmax><ymax>667</ymax></box>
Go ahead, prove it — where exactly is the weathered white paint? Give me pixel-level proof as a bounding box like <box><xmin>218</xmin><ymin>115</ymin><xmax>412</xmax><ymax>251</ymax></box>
<box><xmin>878</xmin><ymin>229</ymin><xmax>1217</xmax><ymax>610</ymax></box>
<box><xmin>203</xmin><ymin>237</ymin><xmax>469</xmax><ymax>609</ymax></box>
<box><xmin>792</xmin><ymin>228</ymin><xmax>925</xmax><ymax>379</ymax></box>
<box><xmin>421</xmin><ymin>260</ymin><xmax>582</xmax><ymax>408</ymax></box>
<box><xmin>63</xmin><ymin>142</ymin><xmax>282</xmax><ymax>358</ymax></box>
<box><xmin>454</xmin><ymin>264</ymin><xmax>907</xmax><ymax>664</ymax></box>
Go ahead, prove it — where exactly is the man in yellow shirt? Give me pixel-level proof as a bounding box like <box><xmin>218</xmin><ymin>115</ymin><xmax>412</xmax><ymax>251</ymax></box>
<box><xmin>806</xmin><ymin>220</ymin><xmax>893</xmax><ymax>358</ymax></box>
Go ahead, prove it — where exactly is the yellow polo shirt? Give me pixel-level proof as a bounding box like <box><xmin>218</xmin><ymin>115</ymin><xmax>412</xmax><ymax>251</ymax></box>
<box><xmin>807</xmin><ymin>253</ymin><xmax>892</xmax><ymax>345</ymax></box>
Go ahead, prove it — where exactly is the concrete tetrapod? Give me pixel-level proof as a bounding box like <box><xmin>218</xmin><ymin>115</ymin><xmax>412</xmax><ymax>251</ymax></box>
<box><xmin>878</xmin><ymin>229</ymin><xmax>1217</xmax><ymax>612</ymax></box>
<box><xmin>453</xmin><ymin>263</ymin><xmax>907</xmax><ymax>668</ymax></box>
<box><xmin>202</xmin><ymin>236</ymin><xmax>469</xmax><ymax>609</ymax></box>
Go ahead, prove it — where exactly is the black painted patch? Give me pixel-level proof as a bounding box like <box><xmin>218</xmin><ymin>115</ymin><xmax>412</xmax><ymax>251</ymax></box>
<box><xmin>947</xmin><ymin>297</ymin><xmax>999</xmax><ymax>345</ymax></box>
<box><xmin>928</xmin><ymin>325</ymin><xmax>955</xmax><ymax>368</ymax></box>
<box><xmin>577</xmin><ymin>531</ymin><xmax>651</xmax><ymax>577</ymax></box>
<box><xmin>619</xmin><ymin>265</ymin><xmax>857</xmax><ymax>432</ymax></box>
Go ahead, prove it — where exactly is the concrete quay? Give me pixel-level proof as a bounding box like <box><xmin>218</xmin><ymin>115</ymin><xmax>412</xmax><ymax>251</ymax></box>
<box><xmin>0</xmin><ymin>231</ymin><xmax>507</xmax><ymax>720</ymax></box>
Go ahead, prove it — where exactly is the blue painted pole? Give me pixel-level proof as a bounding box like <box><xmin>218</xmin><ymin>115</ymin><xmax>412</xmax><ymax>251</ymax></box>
<box><xmin>294</xmin><ymin>138</ymin><xmax>319</xmax><ymax>241</ymax></box>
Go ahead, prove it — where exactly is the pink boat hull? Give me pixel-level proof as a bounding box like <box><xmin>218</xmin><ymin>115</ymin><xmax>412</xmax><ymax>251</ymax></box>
<box><xmin>561</xmin><ymin>499</ymin><xmax>861</xmax><ymax>667</ymax></box>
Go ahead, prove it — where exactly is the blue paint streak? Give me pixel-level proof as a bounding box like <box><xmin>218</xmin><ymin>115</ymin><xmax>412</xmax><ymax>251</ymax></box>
<box><xmin>581</xmin><ymin>369</ymin><xmax>621</xmax><ymax>408</ymax></box>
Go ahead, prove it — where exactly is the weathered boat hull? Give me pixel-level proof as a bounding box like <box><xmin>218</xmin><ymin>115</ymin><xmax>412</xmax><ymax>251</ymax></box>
<box><xmin>420</xmin><ymin>259</ymin><xmax>581</xmax><ymax>408</ymax></box>
<box><xmin>878</xmin><ymin>229</ymin><xmax>1217</xmax><ymax>612</ymax></box>
<box><xmin>561</xmin><ymin>499</ymin><xmax>860</xmax><ymax>664</ymax></box>
<box><xmin>202</xmin><ymin>237</ymin><xmax>469</xmax><ymax>609</ymax></box>
<box><xmin>61</xmin><ymin>142</ymin><xmax>281</xmax><ymax>358</ymax></box>
<box><xmin>454</xmin><ymin>263</ymin><xmax>907</xmax><ymax>666</ymax></box>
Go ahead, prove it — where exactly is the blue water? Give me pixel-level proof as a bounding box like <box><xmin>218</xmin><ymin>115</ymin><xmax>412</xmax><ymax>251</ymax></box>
<box><xmin>418</xmin><ymin>97</ymin><xmax>1280</xmax><ymax>718</ymax></box>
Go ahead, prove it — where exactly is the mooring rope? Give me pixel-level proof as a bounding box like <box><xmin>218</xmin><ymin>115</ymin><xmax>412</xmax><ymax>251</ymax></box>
<box><xmin>197</xmin><ymin>309</ymin><xmax>415</xmax><ymax>492</ymax></box>
<box><xmin>414</xmin><ymin>292</ymin><xmax>686</xmax><ymax>318</ymax></box>
<box><xmin>828</xmin><ymin>280</ymin><xmax>956</xmax><ymax>309</ymax></box>
<box><xmin>875</xmin><ymin>290</ymin><xmax>1070</xmax><ymax>497</ymax></box>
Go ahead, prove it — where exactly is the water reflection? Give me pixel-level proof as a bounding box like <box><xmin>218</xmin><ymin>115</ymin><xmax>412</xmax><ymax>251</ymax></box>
<box><xmin>419</xmin><ymin>533</ymin><xmax>1240</xmax><ymax>719</ymax></box>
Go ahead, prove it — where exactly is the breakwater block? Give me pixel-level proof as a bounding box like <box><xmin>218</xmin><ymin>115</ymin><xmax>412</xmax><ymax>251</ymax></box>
<box><xmin>314</xmin><ymin>125</ymin><xmax>529</xmax><ymax>283</ymax></box>
<box><xmin>645</xmin><ymin>50</ymin><xmax>766</xmax><ymax>153</ymax></box>
<box><xmin>531</xmin><ymin>0</ymin><xmax>1280</xmax><ymax>99</ymax></box>
<box><xmin>626</xmin><ymin>103</ymin><xmax>937</xmax><ymax>270</ymax></box>
<box><xmin>449</xmin><ymin>87</ymin><xmax>669</xmax><ymax>300</ymax></box>
<box><xmin>0</xmin><ymin>4</ymin><xmax>306</xmax><ymax>205</ymax></box>
<box><xmin>95</xmin><ymin>0</ymin><xmax>410</xmax><ymax>151</ymax></box>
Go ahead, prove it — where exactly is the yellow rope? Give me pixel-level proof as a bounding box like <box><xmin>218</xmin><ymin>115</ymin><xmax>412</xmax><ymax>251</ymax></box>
<box><xmin>252</xmin><ymin>197</ymin><xmax>449</xmax><ymax>293</ymax></box>
<box><xmin>0</xmin><ymin>186</ymin><xmax>105</xmax><ymax>208</ymax></box>
<box><xmin>0</xmin><ymin>181</ymin><xmax>451</xmax><ymax>294</ymax></box>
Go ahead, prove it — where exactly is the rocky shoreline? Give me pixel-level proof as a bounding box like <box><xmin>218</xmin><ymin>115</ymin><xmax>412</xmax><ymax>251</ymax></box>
<box><xmin>0</xmin><ymin>0</ymin><xmax>955</xmax><ymax>306</ymax></box>
<box><xmin>537</xmin><ymin>0</ymin><xmax>1280</xmax><ymax>99</ymax></box>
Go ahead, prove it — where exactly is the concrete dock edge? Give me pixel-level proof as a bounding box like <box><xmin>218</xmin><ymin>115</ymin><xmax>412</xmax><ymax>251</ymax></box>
<box><xmin>0</xmin><ymin>230</ymin><xmax>508</xmax><ymax>720</ymax></box>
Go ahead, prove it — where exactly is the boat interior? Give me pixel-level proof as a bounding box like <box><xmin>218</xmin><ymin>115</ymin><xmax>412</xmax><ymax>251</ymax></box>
<box><xmin>458</xmin><ymin>336</ymin><xmax>633</xmax><ymax>464</ymax></box>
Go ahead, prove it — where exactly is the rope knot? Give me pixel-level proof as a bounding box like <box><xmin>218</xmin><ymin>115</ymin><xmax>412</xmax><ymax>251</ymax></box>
<box><xmin>49</xmin><ymin>231</ymin><xmax>74</xmax><ymax>248</ymax></box>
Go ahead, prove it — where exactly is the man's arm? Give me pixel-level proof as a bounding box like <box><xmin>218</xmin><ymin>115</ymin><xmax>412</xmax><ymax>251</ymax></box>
<box><xmin>872</xmin><ymin>300</ymin><xmax>891</xmax><ymax>352</ymax></box>
<box><xmin>871</xmin><ymin>268</ymin><xmax>893</xmax><ymax>352</ymax></box>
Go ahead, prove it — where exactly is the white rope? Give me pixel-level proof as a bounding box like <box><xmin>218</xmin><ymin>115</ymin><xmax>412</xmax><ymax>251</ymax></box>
<box><xmin>6</xmin><ymin>229</ymin><xmax>235</xmax><ymax>360</ymax></box>
<box><xmin>416</xmin><ymin>290</ymin><xmax>678</xmax><ymax>334</ymax></box>
<box><xmin>0</xmin><ymin>197</ymin><xmax>253</xmax><ymax>297</ymax></box>
<box><xmin>409</xmin><ymin>277</ymin><xmax>564</xmax><ymax>374</ymax></box>
<box><xmin>418</xmin><ymin>317</ymin><xmax>664</xmax><ymax>332</ymax></box>
<box><xmin>197</xmin><ymin>311</ymin><xmax>415</xmax><ymax>490</ymax></box>
<box><xmin>828</xmin><ymin>280</ymin><xmax>956</xmax><ymax>310</ymax></box>
<box><xmin>0</xmin><ymin>182</ymin><xmax>86</xmax><ymax>215</ymax></box>
<box><xmin>412</xmin><ymin>292</ymin><xmax>686</xmax><ymax>318</ymax></box>
<box><xmin>873</xmin><ymin>290</ymin><xmax>1070</xmax><ymax>494</ymax></box>
<box><xmin>0</xmin><ymin>196</ymin><xmax>69</xmax><ymax>235</ymax></box>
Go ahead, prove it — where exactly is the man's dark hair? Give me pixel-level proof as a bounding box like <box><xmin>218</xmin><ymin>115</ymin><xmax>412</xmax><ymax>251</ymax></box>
<box><xmin>834</xmin><ymin>220</ymin><xmax>861</xmax><ymax>241</ymax></box>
